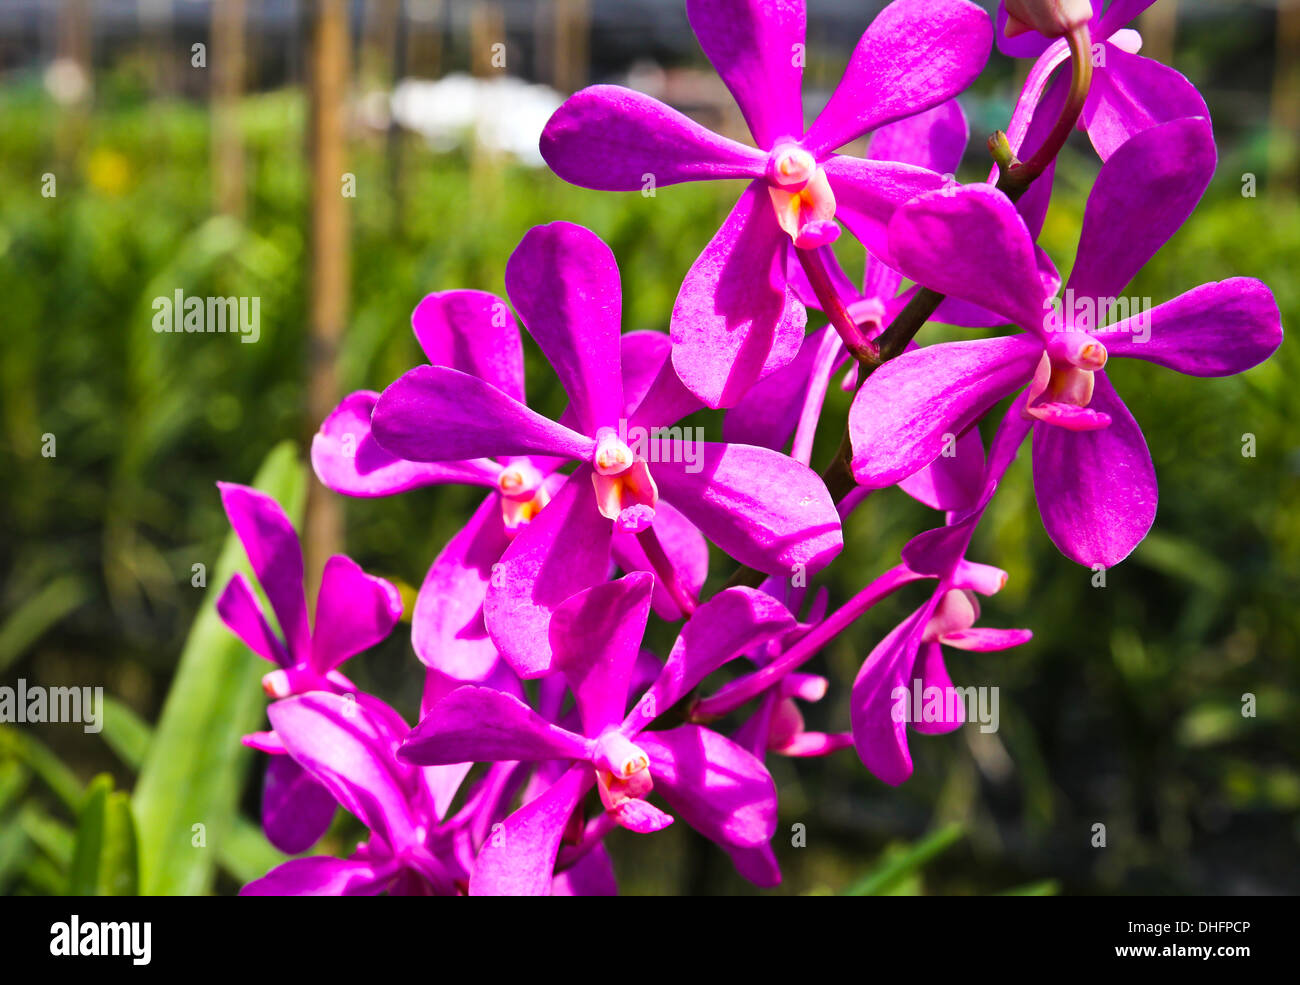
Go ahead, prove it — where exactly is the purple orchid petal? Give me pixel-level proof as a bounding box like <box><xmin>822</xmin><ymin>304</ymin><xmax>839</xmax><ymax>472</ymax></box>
<box><xmin>310</xmin><ymin>554</ymin><xmax>403</xmax><ymax>675</ymax></box>
<box><xmin>506</xmin><ymin>222</ymin><xmax>624</xmax><ymax>435</ymax></box>
<box><xmin>850</xmin><ymin>600</ymin><xmax>937</xmax><ymax>786</ymax></box>
<box><xmin>685</xmin><ymin>0</ymin><xmax>805</xmax><ymax>148</ymax></box>
<box><xmin>821</xmin><ymin>157</ymin><xmax>950</xmax><ymax>268</ymax></box>
<box><xmin>777</xmin><ymin>732</ymin><xmax>855</xmax><ymax>756</ymax></box>
<box><xmin>726</xmin><ymin>842</ymin><xmax>783</xmax><ymax>888</ymax></box>
<box><xmin>1082</xmin><ymin>44</ymin><xmax>1210</xmax><ymax>161</ymax></box>
<box><xmin>802</xmin><ymin>0</ymin><xmax>992</xmax><ymax>158</ymax></box>
<box><xmin>625</xmin><ymin>587</ymin><xmax>795</xmax><ymax>735</ymax></box>
<box><xmin>610</xmin><ymin>501</ymin><xmax>709</xmax><ymax>621</ymax></box>
<box><xmin>1066</xmin><ymin>117</ymin><xmax>1216</xmax><ymax>303</ymax></box>
<box><xmin>671</xmin><ymin>179</ymin><xmax>806</xmax><ymax>409</ymax></box>
<box><xmin>268</xmin><ymin>693</ymin><xmax>419</xmax><ymax>851</ymax></box>
<box><xmin>540</xmin><ymin>85</ymin><xmax>767</xmax><ymax>190</ymax></box>
<box><xmin>941</xmin><ymin>627</ymin><xmax>1034</xmax><ymax>651</ymax></box>
<box><xmin>897</xmin><ymin>425</ymin><xmax>986</xmax><ymax>513</ymax></box>
<box><xmin>1032</xmin><ymin>372</ymin><xmax>1156</xmax><ymax>566</ymax></box>
<box><xmin>867</xmin><ymin>98</ymin><xmax>969</xmax><ymax>177</ymax></box>
<box><xmin>1104</xmin><ymin>278</ymin><xmax>1282</xmax><ymax>376</ymax></box>
<box><xmin>1095</xmin><ymin>0</ymin><xmax>1155</xmax><ymax>37</ymax></box>
<box><xmin>552</xmin><ymin>844</ymin><xmax>619</xmax><ymax>896</ymax></box>
<box><xmin>243</xmin><ymin>730</ymin><xmax>284</xmax><ymax>755</ymax></box>
<box><xmin>994</xmin><ymin>1</ymin><xmax>1056</xmax><ymax>58</ymax></box>
<box><xmin>910</xmin><ymin>640</ymin><xmax>965</xmax><ymax>735</ymax></box>
<box><xmin>620</xmin><ymin>331</ymin><xmax>673</xmax><ymax>418</ymax></box>
<box><xmin>372</xmin><ymin>365</ymin><xmax>595</xmax><ymax>463</ymax></box>
<box><xmin>551</xmin><ymin>573</ymin><xmax>654</xmax><ymax>735</ymax></box>
<box><xmin>999</xmin><ymin>41</ymin><xmax>1072</xmax><ymax>233</ymax></box>
<box><xmin>484</xmin><ymin>468</ymin><xmax>613</xmax><ymax>678</ymax></box>
<box><xmin>611</xmin><ymin>798</ymin><xmax>675</xmax><ymax>834</ymax></box>
<box><xmin>218</xmin><ymin>482</ymin><xmax>311</xmax><ymax>663</ymax></box>
<box><xmin>654</xmin><ymin>442</ymin><xmax>842</xmax><ymax>575</ymax></box>
<box><xmin>849</xmin><ymin>335</ymin><xmax>1043</xmax><ymax>489</ymax></box>
<box><xmin>723</xmin><ymin>325</ymin><xmax>840</xmax><ymax>458</ymax></box>
<box><xmin>418</xmin><ymin>762</ymin><xmax>474</xmax><ymax>824</ymax></box>
<box><xmin>469</xmin><ymin>764</ymin><xmax>593</xmax><ymax>896</ymax></box>
<box><xmin>984</xmin><ymin>391</ymin><xmax>1036</xmax><ymax>491</ymax></box>
<box><xmin>216</xmin><ymin>573</ymin><xmax>288</xmax><ymax>666</ymax></box>
<box><xmin>401</xmin><ymin>685</ymin><xmax>590</xmax><ymax>766</ymax></box>
<box><xmin>638</xmin><ymin>725</ymin><xmax>777</xmax><ymax>848</ymax></box>
<box><xmin>261</xmin><ymin>753</ymin><xmax>337</xmax><ymax>854</ymax></box>
<box><xmin>412</xmin><ymin>492</ymin><xmax>509</xmax><ymax>681</ymax></box>
<box><xmin>901</xmin><ymin>520</ymin><xmax>978</xmax><ymax>579</ymax></box>
<box><xmin>240</xmin><ymin>855</ymin><xmax>392</xmax><ymax>896</ymax></box>
<box><xmin>312</xmin><ymin>391</ymin><xmax>500</xmax><ymax>497</ymax></box>
<box><xmin>888</xmin><ymin>183</ymin><xmax>1048</xmax><ymax>331</ymax></box>
<box><xmin>411</xmin><ymin>289</ymin><xmax>526</xmax><ymax>403</ymax></box>
<box><xmin>627</xmin><ymin>350</ymin><xmax>707</xmax><ymax>432</ymax></box>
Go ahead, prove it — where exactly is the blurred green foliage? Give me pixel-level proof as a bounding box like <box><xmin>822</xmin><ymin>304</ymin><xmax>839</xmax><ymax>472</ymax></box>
<box><xmin>0</xmin><ymin>71</ymin><xmax>1295</xmax><ymax>895</ymax></box>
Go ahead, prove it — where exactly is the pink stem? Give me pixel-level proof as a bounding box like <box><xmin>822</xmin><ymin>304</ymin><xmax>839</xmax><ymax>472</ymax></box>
<box><xmin>691</xmin><ymin>564</ymin><xmax>926</xmax><ymax>720</ymax></box>
<box><xmin>795</xmin><ymin>246</ymin><xmax>880</xmax><ymax>366</ymax></box>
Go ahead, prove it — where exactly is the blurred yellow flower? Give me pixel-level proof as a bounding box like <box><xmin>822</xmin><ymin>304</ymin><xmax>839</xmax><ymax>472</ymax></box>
<box><xmin>86</xmin><ymin>148</ymin><xmax>131</xmax><ymax>195</ymax></box>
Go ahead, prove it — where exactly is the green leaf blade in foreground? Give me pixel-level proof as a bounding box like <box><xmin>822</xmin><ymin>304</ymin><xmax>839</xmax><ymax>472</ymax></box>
<box><xmin>69</xmin><ymin>774</ymin><xmax>140</xmax><ymax>896</ymax></box>
<box><xmin>131</xmin><ymin>441</ymin><xmax>305</xmax><ymax>896</ymax></box>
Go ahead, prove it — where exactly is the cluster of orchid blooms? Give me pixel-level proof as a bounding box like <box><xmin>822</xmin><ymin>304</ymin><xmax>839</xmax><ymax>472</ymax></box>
<box><xmin>220</xmin><ymin>0</ymin><xmax>1282</xmax><ymax>894</ymax></box>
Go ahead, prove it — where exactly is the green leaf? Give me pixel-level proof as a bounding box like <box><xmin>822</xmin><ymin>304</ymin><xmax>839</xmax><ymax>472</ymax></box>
<box><xmin>19</xmin><ymin>804</ymin><xmax>76</xmax><ymax>867</ymax></box>
<box><xmin>0</xmin><ymin>574</ymin><xmax>92</xmax><ymax>674</ymax></box>
<box><xmin>0</xmin><ymin>821</ymin><xmax>28</xmax><ymax>894</ymax></box>
<box><xmin>100</xmin><ymin>696</ymin><xmax>153</xmax><ymax>770</ymax></box>
<box><xmin>998</xmin><ymin>878</ymin><xmax>1062</xmax><ymax>896</ymax></box>
<box><xmin>843</xmin><ymin>823</ymin><xmax>965</xmax><ymax>896</ymax></box>
<box><xmin>219</xmin><ymin>816</ymin><xmax>288</xmax><ymax>886</ymax></box>
<box><xmin>68</xmin><ymin>774</ymin><xmax>140</xmax><ymax>896</ymax></box>
<box><xmin>131</xmin><ymin>441</ymin><xmax>305</xmax><ymax>896</ymax></box>
<box><xmin>0</xmin><ymin>760</ymin><xmax>29</xmax><ymax>812</ymax></box>
<box><xmin>0</xmin><ymin>725</ymin><xmax>83</xmax><ymax>811</ymax></box>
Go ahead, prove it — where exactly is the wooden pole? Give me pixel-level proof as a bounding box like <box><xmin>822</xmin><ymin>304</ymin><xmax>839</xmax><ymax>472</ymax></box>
<box><xmin>1271</xmin><ymin>0</ymin><xmax>1300</xmax><ymax>190</ymax></box>
<box><xmin>553</xmin><ymin>0</ymin><xmax>590</xmax><ymax>95</ymax></box>
<box><xmin>405</xmin><ymin>0</ymin><xmax>442</xmax><ymax>79</ymax></box>
<box><xmin>304</xmin><ymin>0</ymin><xmax>351</xmax><ymax>602</ymax></box>
<box><xmin>211</xmin><ymin>0</ymin><xmax>247</xmax><ymax>219</ymax></box>
<box><xmin>1137</xmin><ymin>0</ymin><xmax>1178</xmax><ymax>69</ymax></box>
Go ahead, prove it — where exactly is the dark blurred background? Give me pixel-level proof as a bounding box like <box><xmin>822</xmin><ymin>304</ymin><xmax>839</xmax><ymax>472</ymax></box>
<box><xmin>0</xmin><ymin>0</ymin><xmax>1296</xmax><ymax>895</ymax></box>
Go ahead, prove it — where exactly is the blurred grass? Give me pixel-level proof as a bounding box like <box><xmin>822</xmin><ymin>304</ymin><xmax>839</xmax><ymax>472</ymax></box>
<box><xmin>0</xmin><ymin>72</ymin><xmax>1296</xmax><ymax>894</ymax></box>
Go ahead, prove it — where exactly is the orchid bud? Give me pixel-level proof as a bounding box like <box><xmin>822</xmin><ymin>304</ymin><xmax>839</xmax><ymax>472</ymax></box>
<box><xmin>1003</xmin><ymin>0</ymin><xmax>1093</xmax><ymax>38</ymax></box>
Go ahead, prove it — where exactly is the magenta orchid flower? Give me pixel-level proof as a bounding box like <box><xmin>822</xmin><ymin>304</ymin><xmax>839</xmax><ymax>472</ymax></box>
<box><xmin>215</xmin><ymin>482</ymin><xmax>404</xmax><ymax>853</ymax></box>
<box><xmin>851</xmin><ymin>417</ymin><xmax>1033</xmax><ymax>785</ymax></box>
<box><xmin>725</xmin><ymin>99</ymin><xmax>993</xmax><ymax>513</ymax></box>
<box><xmin>312</xmin><ymin>288</ymin><xmax>706</xmax><ymax>683</ymax></box>
<box><xmin>540</xmin><ymin>0</ymin><xmax>993</xmax><ymax>407</ymax></box>
<box><xmin>997</xmin><ymin>0</ymin><xmax>1209</xmax><ymax>164</ymax></box>
<box><xmin>849</xmin><ymin>117</ymin><xmax>1283</xmax><ymax>566</ymax></box>
<box><xmin>371</xmin><ymin>221</ymin><xmax>842</xmax><ymax>677</ymax></box>
<box><xmin>399</xmin><ymin>573</ymin><xmax>797</xmax><ymax>894</ymax></box>
<box><xmin>241</xmin><ymin>693</ymin><xmax>470</xmax><ymax>896</ymax></box>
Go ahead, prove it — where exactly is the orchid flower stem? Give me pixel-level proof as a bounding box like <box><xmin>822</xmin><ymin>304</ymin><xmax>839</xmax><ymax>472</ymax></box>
<box><xmin>795</xmin><ymin>246</ymin><xmax>881</xmax><ymax>366</ymax></box>
<box><xmin>821</xmin><ymin>428</ymin><xmax>858</xmax><ymax>503</ymax></box>
<box><xmin>637</xmin><ymin>525</ymin><xmax>698</xmax><ymax>618</ymax></box>
<box><xmin>999</xmin><ymin>22</ymin><xmax>1094</xmax><ymax>197</ymax></box>
<box><xmin>861</xmin><ymin>287</ymin><xmax>946</xmax><ymax>374</ymax></box>
<box><xmin>692</xmin><ymin>564</ymin><xmax>924</xmax><ymax>721</ymax></box>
